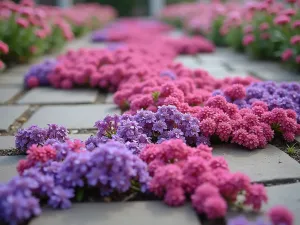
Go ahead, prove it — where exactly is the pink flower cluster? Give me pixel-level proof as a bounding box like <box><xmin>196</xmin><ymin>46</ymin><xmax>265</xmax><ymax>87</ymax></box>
<box><xmin>0</xmin><ymin>0</ymin><xmax>116</xmax><ymax>67</ymax></box>
<box><xmin>140</xmin><ymin>139</ymin><xmax>268</xmax><ymax>218</ymax></box>
<box><xmin>0</xmin><ymin>41</ymin><xmax>9</xmax><ymax>69</ymax></box>
<box><xmin>197</xmin><ymin>96</ymin><xmax>300</xmax><ymax>149</ymax></box>
<box><xmin>17</xmin><ymin>139</ymin><xmax>85</xmax><ymax>174</ymax></box>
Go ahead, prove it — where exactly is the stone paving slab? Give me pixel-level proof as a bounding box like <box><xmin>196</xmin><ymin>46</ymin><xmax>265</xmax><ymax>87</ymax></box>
<box><xmin>0</xmin><ymin>75</ymin><xmax>24</xmax><ymax>86</ymax></box>
<box><xmin>0</xmin><ymin>136</ymin><xmax>15</xmax><ymax>151</ymax></box>
<box><xmin>175</xmin><ymin>56</ymin><xmax>201</xmax><ymax>69</ymax></box>
<box><xmin>0</xmin><ymin>87</ymin><xmax>22</xmax><ymax>103</ymax></box>
<box><xmin>0</xmin><ymin>105</ymin><xmax>29</xmax><ymax>131</ymax></box>
<box><xmin>69</xmin><ymin>133</ymin><xmax>94</xmax><ymax>141</ymax></box>
<box><xmin>23</xmin><ymin>104</ymin><xmax>121</xmax><ymax>129</ymax></box>
<box><xmin>213</xmin><ymin>144</ymin><xmax>300</xmax><ymax>182</ymax></box>
<box><xmin>203</xmin><ymin>68</ymin><xmax>248</xmax><ymax>79</ymax></box>
<box><xmin>0</xmin><ymin>155</ymin><xmax>24</xmax><ymax>183</ymax></box>
<box><xmin>105</xmin><ymin>94</ymin><xmax>114</xmax><ymax>104</ymax></box>
<box><xmin>18</xmin><ymin>88</ymin><xmax>98</xmax><ymax>104</ymax></box>
<box><xmin>30</xmin><ymin>202</ymin><xmax>200</xmax><ymax>225</ymax></box>
<box><xmin>226</xmin><ymin>183</ymin><xmax>300</xmax><ymax>225</ymax></box>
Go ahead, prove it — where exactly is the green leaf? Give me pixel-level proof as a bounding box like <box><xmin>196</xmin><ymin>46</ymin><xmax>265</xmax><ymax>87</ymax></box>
<box><xmin>76</xmin><ymin>188</ymin><xmax>85</xmax><ymax>202</ymax></box>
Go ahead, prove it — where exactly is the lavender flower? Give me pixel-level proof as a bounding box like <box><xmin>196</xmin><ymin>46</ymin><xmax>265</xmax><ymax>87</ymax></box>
<box><xmin>57</xmin><ymin>141</ymin><xmax>150</xmax><ymax>195</ymax></box>
<box><xmin>47</xmin><ymin>124</ymin><xmax>68</xmax><ymax>142</ymax></box>
<box><xmin>15</xmin><ymin>124</ymin><xmax>69</xmax><ymax>153</ymax></box>
<box><xmin>24</xmin><ymin>59</ymin><xmax>57</xmax><ymax>88</ymax></box>
<box><xmin>15</xmin><ymin>126</ymin><xmax>47</xmax><ymax>152</ymax></box>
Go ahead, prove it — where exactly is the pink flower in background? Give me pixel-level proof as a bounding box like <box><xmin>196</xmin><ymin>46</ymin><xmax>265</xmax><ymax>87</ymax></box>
<box><xmin>296</xmin><ymin>56</ymin><xmax>300</xmax><ymax>64</ymax></box>
<box><xmin>274</xmin><ymin>15</ymin><xmax>290</xmax><ymax>25</ymax></box>
<box><xmin>0</xmin><ymin>60</ymin><xmax>5</xmax><ymax>69</ymax></box>
<box><xmin>290</xmin><ymin>35</ymin><xmax>300</xmax><ymax>45</ymax></box>
<box><xmin>260</xmin><ymin>33</ymin><xmax>270</xmax><ymax>40</ymax></box>
<box><xmin>285</xmin><ymin>0</ymin><xmax>296</xmax><ymax>3</ymax></box>
<box><xmin>243</xmin><ymin>34</ymin><xmax>255</xmax><ymax>46</ymax></box>
<box><xmin>16</xmin><ymin>17</ymin><xmax>29</xmax><ymax>28</ymax></box>
<box><xmin>30</xmin><ymin>46</ymin><xmax>37</xmax><ymax>54</ymax></box>
<box><xmin>281</xmin><ymin>49</ymin><xmax>293</xmax><ymax>61</ymax></box>
<box><xmin>243</xmin><ymin>25</ymin><xmax>253</xmax><ymax>34</ymax></box>
<box><xmin>268</xmin><ymin>206</ymin><xmax>294</xmax><ymax>225</ymax></box>
<box><xmin>259</xmin><ymin>23</ymin><xmax>269</xmax><ymax>31</ymax></box>
<box><xmin>0</xmin><ymin>41</ymin><xmax>9</xmax><ymax>54</ymax></box>
<box><xmin>35</xmin><ymin>30</ymin><xmax>47</xmax><ymax>39</ymax></box>
<box><xmin>281</xmin><ymin>8</ymin><xmax>296</xmax><ymax>16</ymax></box>
<box><xmin>292</xmin><ymin>20</ymin><xmax>300</xmax><ymax>29</ymax></box>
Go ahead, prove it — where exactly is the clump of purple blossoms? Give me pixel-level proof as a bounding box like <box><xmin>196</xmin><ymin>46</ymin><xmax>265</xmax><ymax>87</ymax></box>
<box><xmin>87</xmin><ymin>105</ymin><xmax>208</xmax><ymax>154</ymax></box>
<box><xmin>213</xmin><ymin>81</ymin><xmax>300</xmax><ymax>123</ymax></box>
<box><xmin>0</xmin><ymin>168</ymin><xmax>73</xmax><ymax>225</ymax></box>
<box><xmin>57</xmin><ymin>141</ymin><xmax>150</xmax><ymax>195</ymax></box>
<box><xmin>15</xmin><ymin>124</ymin><xmax>68</xmax><ymax>152</ymax></box>
<box><xmin>24</xmin><ymin>59</ymin><xmax>57</xmax><ymax>88</ymax></box>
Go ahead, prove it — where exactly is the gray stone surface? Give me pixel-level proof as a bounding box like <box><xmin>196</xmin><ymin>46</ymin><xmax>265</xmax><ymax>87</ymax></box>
<box><xmin>105</xmin><ymin>94</ymin><xmax>114</xmax><ymax>104</ymax></box>
<box><xmin>296</xmin><ymin>136</ymin><xmax>300</xmax><ymax>143</ymax></box>
<box><xmin>226</xmin><ymin>183</ymin><xmax>300</xmax><ymax>225</ymax></box>
<box><xmin>23</xmin><ymin>104</ymin><xmax>120</xmax><ymax>129</ymax></box>
<box><xmin>264</xmin><ymin>183</ymin><xmax>300</xmax><ymax>224</ymax></box>
<box><xmin>0</xmin><ymin>105</ymin><xmax>28</xmax><ymax>131</ymax></box>
<box><xmin>0</xmin><ymin>87</ymin><xmax>22</xmax><ymax>103</ymax></box>
<box><xmin>0</xmin><ymin>155</ymin><xmax>24</xmax><ymax>182</ymax></box>
<box><xmin>213</xmin><ymin>144</ymin><xmax>300</xmax><ymax>182</ymax></box>
<box><xmin>18</xmin><ymin>88</ymin><xmax>98</xmax><ymax>104</ymax></box>
<box><xmin>0</xmin><ymin>136</ymin><xmax>15</xmax><ymax>150</ymax></box>
<box><xmin>175</xmin><ymin>56</ymin><xmax>201</xmax><ymax>69</ymax></box>
<box><xmin>0</xmin><ymin>75</ymin><xmax>24</xmax><ymax>86</ymax></box>
<box><xmin>30</xmin><ymin>202</ymin><xmax>200</xmax><ymax>225</ymax></box>
<box><xmin>69</xmin><ymin>133</ymin><xmax>94</xmax><ymax>141</ymax></box>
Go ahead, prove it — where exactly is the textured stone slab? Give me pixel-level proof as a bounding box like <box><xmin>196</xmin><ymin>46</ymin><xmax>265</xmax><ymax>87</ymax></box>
<box><xmin>0</xmin><ymin>155</ymin><xmax>24</xmax><ymax>183</ymax></box>
<box><xmin>175</xmin><ymin>56</ymin><xmax>201</xmax><ymax>69</ymax></box>
<box><xmin>0</xmin><ymin>87</ymin><xmax>22</xmax><ymax>103</ymax></box>
<box><xmin>0</xmin><ymin>106</ymin><xmax>28</xmax><ymax>131</ymax></box>
<box><xmin>203</xmin><ymin>68</ymin><xmax>248</xmax><ymax>79</ymax></box>
<box><xmin>0</xmin><ymin>75</ymin><xmax>24</xmax><ymax>86</ymax></box>
<box><xmin>30</xmin><ymin>202</ymin><xmax>200</xmax><ymax>225</ymax></box>
<box><xmin>251</xmin><ymin>69</ymin><xmax>300</xmax><ymax>82</ymax></box>
<box><xmin>69</xmin><ymin>133</ymin><xmax>94</xmax><ymax>142</ymax></box>
<box><xmin>0</xmin><ymin>136</ymin><xmax>15</xmax><ymax>150</ymax></box>
<box><xmin>226</xmin><ymin>183</ymin><xmax>300</xmax><ymax>225</ymax></box>
<box><xmin>23</xmin><ymin>104</ymin><xmax>120</xmax><ymax>129</ymax></box>
<box><xmin>18</xmin><ymin>88</ymin><xmax>98</xmax><ymax>104</ymax></box>
<box><xmin>296</xmin><ymin>136</ymin><xmax>300</xmax><ymax>142</ymax></box>
<box><xmin>213</xmin><ymin>144</ymin><xmax>300</xmax><ymax>182</ymax></box>
<box><xmin>105</xmin><ymin>94</ymin><xmax>114</xmax><ymax>104</ymax></box>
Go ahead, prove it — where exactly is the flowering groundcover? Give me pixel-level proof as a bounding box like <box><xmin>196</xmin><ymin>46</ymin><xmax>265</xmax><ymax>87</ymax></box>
<box><xmin>1</xmin><ymin>16</ymin><xmax>299</xmax><ymax>225</ymax></box>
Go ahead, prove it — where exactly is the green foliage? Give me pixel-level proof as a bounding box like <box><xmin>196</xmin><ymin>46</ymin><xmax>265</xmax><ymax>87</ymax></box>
<box><xmin>286</xmin><ymin>143</ymin><xmax>297</xmax><ymax>156</ymax></box>
<box><xmin>225</xmin><ymin>25</ymin><xmax>244</xmax><ymax>52</ymax></box>
<box><xmin>208</xmin><ymin>16</ymin><xmax>227</xmax><ymax>47</ymax></box>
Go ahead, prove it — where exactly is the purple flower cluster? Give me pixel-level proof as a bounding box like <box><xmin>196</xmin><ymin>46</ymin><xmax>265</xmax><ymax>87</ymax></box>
<box><xmin>24</xmin><ymin>59</ymin><xmax>57</xmax><ymax>88</ymax></box>
<box><xmin>213</xmin><ymin>81</ymin><xmax>300</xmax><ymax>122</ymax></box>
<box><xmin>57</xmin><ymin>141</ymin><xmax>150</xmax><ymax>195</ymax></box>
<box><xmin>3</xmin><ymin>140</ymin><xmax>149</xmax><ymax>225</ymax></box>
<box><xmin>0</xmin><ymin>168</ymin><xmax>73</xmax><ymax>225</ymax></box>
<box><xmin>88</xmin><ymin>105</ymin><xmax>208</xmax><ymax>154</ymax></box>
<box><xmin>15</xmin><ymin>124</ymin><xmax>68</xmax><ymax>152</ymax></box>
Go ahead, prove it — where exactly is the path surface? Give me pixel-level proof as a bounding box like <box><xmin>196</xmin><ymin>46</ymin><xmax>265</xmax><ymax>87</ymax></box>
<box><xmin>0</xmin><ymin>34</ymin><xmax>300</xmax><ymax>225</ymax></box>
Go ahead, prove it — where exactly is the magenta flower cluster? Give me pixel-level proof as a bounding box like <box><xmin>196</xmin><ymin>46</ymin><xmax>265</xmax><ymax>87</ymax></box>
<box><xmin>140</xmin><ymin>139</ymin><xmax>267</xmax><ymax>219</ymax></box>
<box><xmin>196</xmin><ymin>95</ymin><xmax>300</xmax><ymax>148</ymax></box>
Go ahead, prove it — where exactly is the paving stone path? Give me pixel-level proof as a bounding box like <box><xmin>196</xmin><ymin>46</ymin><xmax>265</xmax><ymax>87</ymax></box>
<box><xmin>1</xmin><ymin>33</ymin><xmax>300</xmax><ymax>225</ymax></box>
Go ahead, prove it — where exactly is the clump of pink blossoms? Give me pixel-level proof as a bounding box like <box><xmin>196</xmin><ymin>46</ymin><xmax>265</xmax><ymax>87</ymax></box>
<box><xmin>141</xmin><ymin>139</ymin><xmax>268</xmax><ymax>219</ymax></box>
